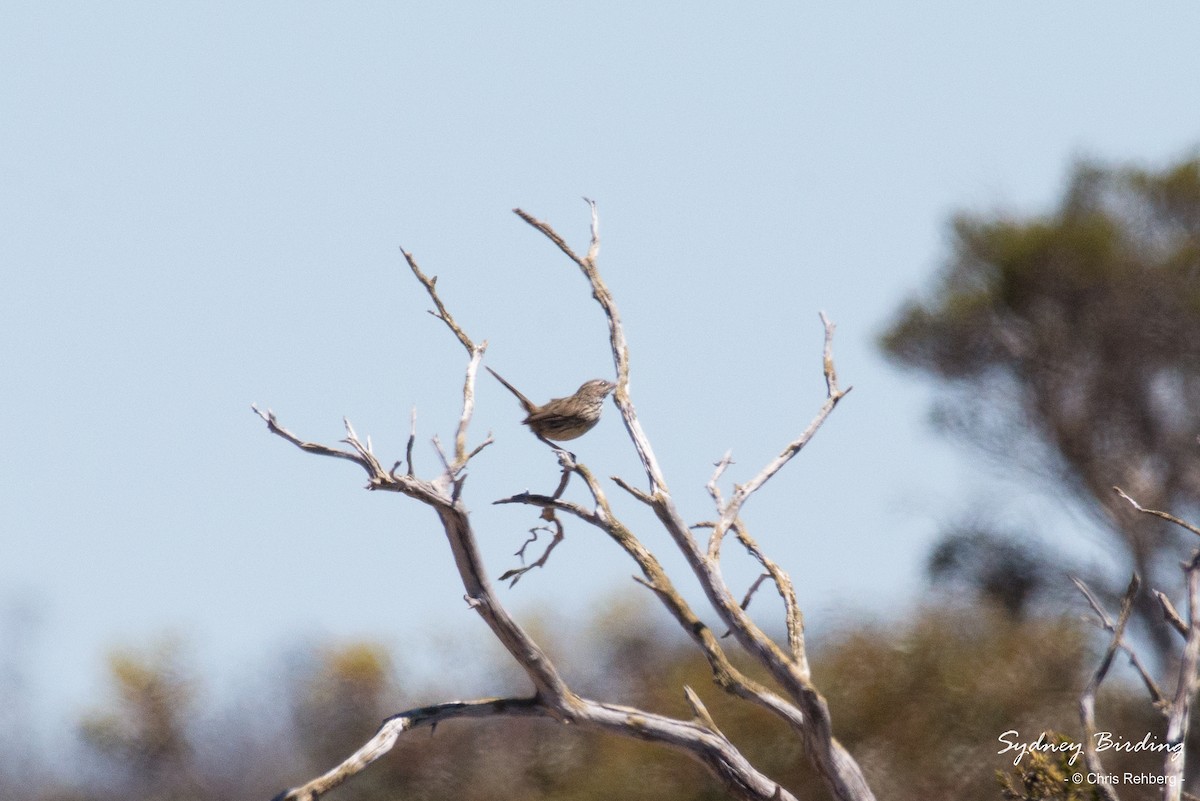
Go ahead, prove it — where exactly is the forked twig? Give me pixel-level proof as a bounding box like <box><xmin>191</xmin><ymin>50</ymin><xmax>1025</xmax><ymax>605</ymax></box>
<box><xmin>500</xmin><ymin>516</ymin><xmax>566</xmax><ymax>587</ymax></box>
<box><xmin>402</xmin><ymin>248</ymin><xmax>475</xmax><ymax>353</ymax></box>
<box><xmin>1072</xmin><ymin>575</ymin><xmax>1163</xmax><ymax>705</ymax></box>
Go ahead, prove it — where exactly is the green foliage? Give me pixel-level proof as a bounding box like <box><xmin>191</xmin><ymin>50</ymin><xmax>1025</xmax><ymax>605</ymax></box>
<box><xmin>884</xmin><ymin>156</ymin><xmax>1200</xmax><ymax>382</ymax></box>
<box><xmin>289</xmin><ymin>641</ymin><xmax>396</xmax><ymax>772</ymax></box>
<box><xmin>78</xmin><ymin>639</ymin><xmax>199</xmax><ymax>799</ymax></box>
<box><xmin>881</xmin><ymin>153</ymin><xmax>1200</xmax><ymax>658</ymax></box>
<box><xmin>12</xmin><ymin>598</ymin><xmax>1187</xmax><ymax>801</ymax></box>
<box><xmin>997</xmin><ymin>733</ymin><xmax>1101</xmax><ymax>801</ymax></box>
<box><xmin>815</xmin><ymin>606</ymin><xmax>1089</xmax><ymax>801</ymax></box>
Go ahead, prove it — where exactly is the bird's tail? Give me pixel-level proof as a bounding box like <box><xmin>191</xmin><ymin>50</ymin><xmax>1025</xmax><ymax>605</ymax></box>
<box><xmin>485</xmin><ymin>367</ymin><xmax>535</xmax><ymax>413</ymax></box>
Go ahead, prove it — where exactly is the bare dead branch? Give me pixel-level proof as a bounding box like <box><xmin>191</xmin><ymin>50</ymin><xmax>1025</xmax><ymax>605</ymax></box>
<box><xmin>402</xmin><ymin>247</ymin><xmax>490</xmax><ymax>469</ymax></box>
<box><xmin>1098</xmin><ymin>487</ymin><xmax>1200</xmax><ymax>801</ymax></box>
<box><xmin>707</xmin><ymin>452</ymin><xmax>734</xmax><ymax>503</ymax></box>
<box><xmin>739</xmin><ymin>574</ymin><xmax>772</xmax><ymax>612</ymax></box>
<box><xmin>514</xmin><ymin>203</ymin><xmax>667</xmax><ymax>498</ymax></box>
<box><xmin>465</xmin><ymin>433</ymin><xmax>494</xmax><ymax>463</ymax></box>
<box><xmin>516</xmin><ymin>205</ymin><xmax>788</xmax><ymax>628</ymax></box>
<box><xmin>612</xmin><ymin>474</ymin><xmax>654</xmax><ymax>505</ymax></box>
<box><xmin>722</xmin><ymin>316</ymin><xmax>848</xmax><ymax>524</ymax></box>
<box><xmin>684</xmin><ymin>685</ymin><xmax>721</xmax><ymax>733</ymax></box>
<box><xmin>1163</xmin><ymin>552</ymin><xmax>1200</xmax><ymax>799</ymax></box>
<box><xmin>493</xmin><ymin>491</ymin><xmax>599</xmax><ymax>525</ymax></box>
<box><xmin>632</xmin><ymin>574</ymin><xmax>660</xmax><ymax>593</ymax></box>
<box><xmin>402</xmin><ymin>248</ymin><xmax>475</xmax><ymax>353</ymax></box>
<box><xmin>818</xmin><ymin>311</ymin><xmax>847</xmax><ymax>399</ymax></box>
<box><xmin>1072</xmin><ymin>575</ymin><xmax>1164</xmax><ymax>706</ymax></box>
<box><xmin>513</xmin><ymin>207</ymin><xmax>586</xmax><ymax>267</ymax></box>
<box><xmin>720</xmin><ymin>574</ymin><xmax>774</xmax><ymax>639</ymax></box>
<box><xmin>513</xmin><ymin>524</ymin><xmax>552</xmax><ymax>562</ymax></box>
<box><xmin>1114</xmin><ymin>486</ymin><xmax>1200</xmax><ymax>538</ymax></box>
<box><xmin>1077</xmin><ymin>574</ymin><xmax>1139</xmax><ymax>801</ymax></box>
<box><xmin>341</xmin><ymin>417</ymin><xmax>389</xmax><ymax>479</ymax></box>
<box><xmin>584</xmin><ymin>196</ymin><xmax>600</xmax><ymax>263</ymax></box>
<box><xmin>431</xmin><ymin>435</ymin><xmax>452</xmax><ymax>476</ymax></box>
<box><xmin>706</xmin><ymin>452</ymin><xmax>734</xmax><ymax>559</ymax></box>
<box><xmin>251</xmin><ymin>405</ymin><xmax>370</xmax><ymax>473</ymax></box>
<box><xmin>550</xmin><ymin>456</ymin><xmax>575</xmax><ymax>500</ymax></box>
<box><xmin>260</xmin><ymin>206</ymin><xmax>874</xmax><ymax>801</ymax></box>
<box><xmin>730</xmin><ymin>521</ymin><xmax>807</xmax><ymax>671</ymax></box>
<box><xmin>500</xmin><ymin>516</ymin><xmax>566</xmax><ymax>587</ymax></box>
<box><xmin>453</xmin><ymin>341</ymin><xmax>487</xmax><ymax>466</ymax></box>
<box><xmin>687</xmin><ymin>316</ymin><xmax>845</xmax><ymax>677</ymax></box>
<box><xmin>273</xmin><ymin>689</ymin><xmax>802</xmax><ymax>801</ymax></box>
<box><xmin>1157</xmin><ymin>589</ymin><xmax>1189</xmax><ymax>638</ymax></box>
<box><xmin>502</xmin><ymin>458</ymin><xmax>811</xmax><ymax>733</ymax></box>
<box><xmin>272</xmin><ymin>697</ymin><xmax>546</xmax><ymax>801</ymax></box>
<box><xmin>512</xmin><ymin>205</ymin><xmax>871</xmax><ymax>801</ymax></box>
<box><xmin>516</xmin><ymin>463</ymin><xmax>864</xmax><ymax>799</ymax></box>
<box><xmin>405</xmin><ymin>406</ymin><xmax>417</xmax><ymax>476</ymax></box>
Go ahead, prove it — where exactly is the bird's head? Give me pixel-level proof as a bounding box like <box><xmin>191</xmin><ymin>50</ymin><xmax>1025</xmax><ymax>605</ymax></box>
<box><xmin>578</xmin><ymin>379</ymin><xmax>617</xmax><ymax>401</ymax></box>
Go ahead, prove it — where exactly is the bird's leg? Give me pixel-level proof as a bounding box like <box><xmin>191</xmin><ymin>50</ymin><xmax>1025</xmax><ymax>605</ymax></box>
<box><xmin>535</xmin><ymin>433</ymin><xmax>577</xmax><ymax>467</ymax></box>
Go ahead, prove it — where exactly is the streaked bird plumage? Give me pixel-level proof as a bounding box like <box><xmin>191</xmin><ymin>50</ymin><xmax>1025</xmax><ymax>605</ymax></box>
<box><xmin>487</xmin><ymin>367</ymin><xmax>615</xmax><ymax>442</ymax></box>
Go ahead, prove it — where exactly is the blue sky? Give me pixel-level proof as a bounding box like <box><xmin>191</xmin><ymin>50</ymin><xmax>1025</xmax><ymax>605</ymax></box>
<box><xmin>3</xmin><ymin>3</ymin><xmax>1200</xmax><ymax>731</ymax></box>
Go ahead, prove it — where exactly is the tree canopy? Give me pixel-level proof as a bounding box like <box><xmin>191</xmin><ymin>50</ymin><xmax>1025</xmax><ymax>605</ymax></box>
<box><xmin>882</xmin><ymin>155</ymin><xmax>1200</xmax><ymax>657</ymax></box>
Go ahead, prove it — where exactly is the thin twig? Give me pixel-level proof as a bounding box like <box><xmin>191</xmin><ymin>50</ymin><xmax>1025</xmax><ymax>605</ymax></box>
<box><xmin>465</xmin><ymin>434</ymin><xmax>495</xmax><ymax>463</ymax></box>
<box><xmin>706</xmin><ymin>452</ymin><xmax>734</xmax><ymax>560</ymax></box>
<box><xmin>612</xmin><ymin>474</ymin><xmax>655</xmax><ymax>505</ymax></box>
<box><xmin>1072</xmin><ymin>575</ymin><xmax>1164</xmax><ymax>706</ymax></box>
<box><xmin>1114</xmin><ymin>486</ymin><xmax>1200</xmax><ymax>538</ymax></box>
<box><xmin>818</xmin><ymin>311</ymin><xmax>846</xmax><ymax>400</ymax></box>
<box><xmin>493</xmin><ymin>491</ymin><xmax>598</xmax><ymax>525</ymax></box>
<box><xmin>584</xmin><ymin>196</ymin><xmax>600</xmax><ymax>263</ymax></box>
<box><xmin>402</xmin><ymin>248</ymin><xmax>488</xmax><ymax>469</ymax></box>
<box><xmin>1163</xmin><ymin>552</ymin><xmax>1200</xmax><ymax>799</ymax></box>
<box><xmin>402</xmin><ymin>248</ymin><xmax>475</xmax><ymax>353</ymax></box>
<box><xmin>431</xmin><ymin>435</ymin><xmax>452</xmax><ymax>477</ymax></box>
<box><xmin>405</xmin><ymin>406</ymin><xmax>417</xmax><ymax>476</ymax></box>
<box><xmin>1076</xmin><ymin>574</ymin><xmax>1140</xmax><ymax>801</ymax></box>
<box><xmin>739</xmin><ymin>574</ymin><xmax>771</xmax><ymax>612</ymax></box>
<box><xmin>1156</xmin><ymin>589</ymin><xmax>1189</xmax><ymax>639</ymax></box>
<box><xmin>512</xmin><ymin>208</ymin><xmax>585</xmax><ymax>267</ymax></box>
<box><xmin>454</xmin><ymin>342</ymin><xmax>487</xmax><ymax>467</ymax></box>
<box><xmin>724</xmin><ymin>315</ymin><xmax>848</xmax><ymax>519</ymax></box>
<box><xmin>251</xmin><ymin>405</ymin><xmax>368</xmax><ymax>471</ymax></box>
<box><xmin>500</xmin><ymin>516</ymin><xmax>566</xmax><ymax>587</ymax></box>
<box><xmin>730</xmin><ymin>521</ymin><xmax>807</xmax><ymax>671</ymax></box>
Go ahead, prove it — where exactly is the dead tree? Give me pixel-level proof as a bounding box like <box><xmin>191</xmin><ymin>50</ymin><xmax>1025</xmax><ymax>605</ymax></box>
<box><xmin>255</xmin><ymin>202</ymin><xmax>877</xmax><ymax>801</ymax></box>
<box><xmin>1072</xmin><ymin>489</ymin><xmax>1200</xmax><ymax>801</ymax></box>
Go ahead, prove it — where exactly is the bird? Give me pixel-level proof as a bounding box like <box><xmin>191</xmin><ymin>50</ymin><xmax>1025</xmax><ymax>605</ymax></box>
<box><xmin>486</xmin><ymin>367</ymin><xmax>616</xmax><ymax>449</ymax></box>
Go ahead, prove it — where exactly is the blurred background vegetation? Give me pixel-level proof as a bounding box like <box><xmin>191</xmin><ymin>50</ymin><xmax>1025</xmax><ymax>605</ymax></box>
<box><xmin>5</xmin><ymin>153</ymin><xmax>1199</xmax><ymax>801</ymax></box>
<box><xmin>0</xmin><ymin>599</ymin><xmax>1181</xmax><ymax>801</ymax></box>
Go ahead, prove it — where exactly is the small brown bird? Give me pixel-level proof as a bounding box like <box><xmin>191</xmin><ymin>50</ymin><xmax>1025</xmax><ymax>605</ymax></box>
<box><xmin>486</xmin><ymin>367</ymin><xmax>616</xmax><ymax>447</ymax></box>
